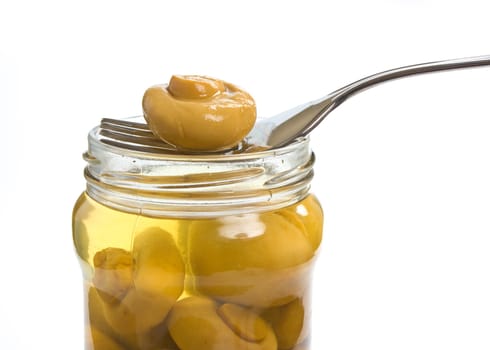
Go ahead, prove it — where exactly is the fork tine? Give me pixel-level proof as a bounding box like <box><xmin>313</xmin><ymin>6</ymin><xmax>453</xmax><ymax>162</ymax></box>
<box><xmin>101</xmin><ymin>122</ymin><xmax>155</xmax><ymax>138</ymax></box>
<box><xmin>100</xmin><ymin>138</ymin><xmax>178</xmax><ymax>154</ymax></box>
<box><xmin>101</xmin><ymin>118</ymin><xmax>152</xmax><ymax>133</ymax></box>
<box><xmin>99</xmin><ymin>131</ymin><xmax>178</xmax><ymax>152</ymax></box>
<box><xmin>98</xmin><ymin>117</ymin><xmax>178</xmax><ymax>153</ymax></box>
<box><xmin>99</xmin><ymin>129</ymin><xmax>175</xmax><ymax>147</ymax></box>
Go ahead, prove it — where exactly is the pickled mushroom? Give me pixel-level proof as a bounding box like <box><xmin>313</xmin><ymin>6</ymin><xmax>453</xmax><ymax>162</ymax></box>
<box><xmin>260</xmin><ymin>298</ymin><xmax>307</xmax><ymax>350</ymax></box>
<box><xmin>142</xmin><ymin>75</ymin><xmax>256</xmax><ymax>151</ymax></box>
<box><xmin>187</xmin><ymin>199</ymin><xmax>321</xmax><ymax>308</ymax></box>
<box><xmin>92</xmin><ymin>228</ymin><xmax>185</xmax><ymax>335</ymax></box>
<box><xmin>167</xmin><ymin>296</ymin><xmax>277</xmax><ymax>350</ymax></box>
<box><xmin>88</xmin><ymin>327</ymin><xmax>126</xmax><ymax>350</ymax></box>
<box><xmin>87</xmin><ymin>286</ymin><xmax>177</xmax><ymax>349</ymax></box>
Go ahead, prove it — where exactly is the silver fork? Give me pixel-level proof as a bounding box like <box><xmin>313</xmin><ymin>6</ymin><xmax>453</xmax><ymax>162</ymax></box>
<box><xmin>99</xmin><ymin>54</ymin><xmax>490</xmax><ymax>152</ymax></box>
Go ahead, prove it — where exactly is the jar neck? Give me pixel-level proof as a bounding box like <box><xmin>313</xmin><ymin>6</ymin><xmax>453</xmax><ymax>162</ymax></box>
<box><xmin>84</xmin><ymin>117</ymin><xmax>315</xmax><ymax>218</ymax></box>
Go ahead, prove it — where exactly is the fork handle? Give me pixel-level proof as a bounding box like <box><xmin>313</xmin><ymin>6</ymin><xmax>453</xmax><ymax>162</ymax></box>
<box><xmin>331</xmin><ymin>54</ymin><xmax>490</xmax><ymax>102</ymax></box>
<box><xmin>266</xmin><ymin>55</ymin><xmax>490</xmax><ymax>148</ymax></box>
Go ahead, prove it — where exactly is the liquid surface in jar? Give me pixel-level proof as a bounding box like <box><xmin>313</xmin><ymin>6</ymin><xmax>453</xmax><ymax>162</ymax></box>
<box><xmin>73</xmin><ymin>193</ymin><xmax>323</xmax><ymax>350</ymax></box>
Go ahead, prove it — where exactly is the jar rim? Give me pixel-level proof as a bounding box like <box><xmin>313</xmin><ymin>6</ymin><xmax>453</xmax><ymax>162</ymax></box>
<box><xmin>84</xmin><ymin>116</ymin><xmax>315</xmax><ymax>218</ymax></box>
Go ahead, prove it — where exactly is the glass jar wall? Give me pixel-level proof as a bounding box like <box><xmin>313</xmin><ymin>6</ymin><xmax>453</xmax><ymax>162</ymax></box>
<box><xmin>73</xmin><ymin>117</ymin><xmax>323</xmax><ymax>350</ymax></box>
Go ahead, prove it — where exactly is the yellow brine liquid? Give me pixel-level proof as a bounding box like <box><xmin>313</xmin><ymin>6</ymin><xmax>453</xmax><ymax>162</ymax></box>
<box><xmin>73</xmin><ymin>192</ymin><xmax>323</xmax><ymax>350</ymax></box>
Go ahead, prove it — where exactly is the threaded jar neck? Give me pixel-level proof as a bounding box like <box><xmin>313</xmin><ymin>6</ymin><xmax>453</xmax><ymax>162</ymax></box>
<box><xmin>84</xmin><ymin>117</ymin><xmax>315</xmax><ymax>218</ymax></box>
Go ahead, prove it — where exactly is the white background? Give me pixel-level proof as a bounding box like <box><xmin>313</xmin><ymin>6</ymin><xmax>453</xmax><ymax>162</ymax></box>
<box><xmin>1</xmin><ymin>1</ymin><xmax>490</xmax><ymax>349</ymax></box>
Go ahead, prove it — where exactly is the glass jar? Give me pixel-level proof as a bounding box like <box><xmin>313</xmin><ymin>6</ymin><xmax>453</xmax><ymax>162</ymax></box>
<box><xmin>72</xmin><ymin>117</ymin><xmax>324</xmax><ymax>350</ymax></box>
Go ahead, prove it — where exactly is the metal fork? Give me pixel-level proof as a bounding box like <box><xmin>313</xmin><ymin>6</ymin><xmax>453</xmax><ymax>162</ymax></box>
<box><xmin>98</xmin><ymin>54</ymin><xmax>490</xmax><ymax>152</ymax></box>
